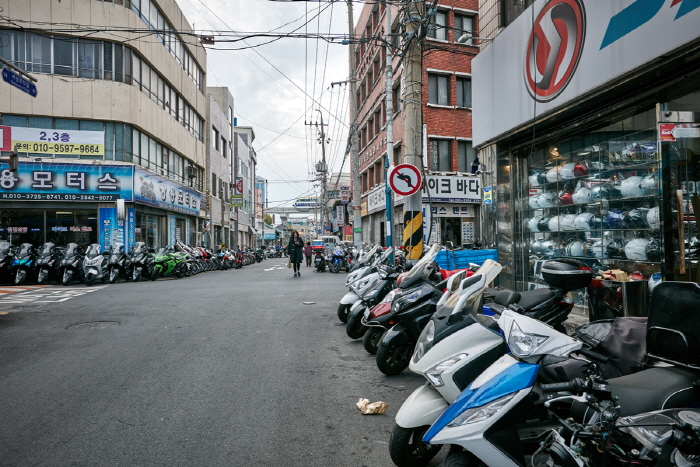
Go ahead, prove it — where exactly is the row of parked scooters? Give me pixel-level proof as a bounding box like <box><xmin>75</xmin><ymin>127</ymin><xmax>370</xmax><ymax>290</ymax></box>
<box><xmin>337</xmin><ymin>243</ymin><xmax>700</xmax><ymax>467</ymax></box>
<box><xmin>0</xmin><ymin>241</ymin><xmax>265</xmax><ymax>286</ymax></box>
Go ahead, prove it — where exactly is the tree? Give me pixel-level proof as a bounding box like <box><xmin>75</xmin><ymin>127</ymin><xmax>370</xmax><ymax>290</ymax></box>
<box><xmin>264</xmin><ymin>214</ymin><xmax>273</xmax><ymax>225</ymax></box>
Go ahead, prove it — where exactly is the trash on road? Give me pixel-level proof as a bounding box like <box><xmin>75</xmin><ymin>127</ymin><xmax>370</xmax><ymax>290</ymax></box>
<box><xmin>356</xmin><ymin>398</ymin><xmax>388</xmax><ymax>415</ymax></box>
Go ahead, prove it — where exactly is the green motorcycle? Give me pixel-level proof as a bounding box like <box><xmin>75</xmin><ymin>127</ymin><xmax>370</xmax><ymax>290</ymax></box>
<box><xmin>150</xmin><ymin>247</ymin><xmax>188</xmax><ymax>281</ymax></box>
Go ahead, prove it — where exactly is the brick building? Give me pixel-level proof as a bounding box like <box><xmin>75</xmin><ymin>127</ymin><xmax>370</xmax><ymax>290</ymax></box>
<box><xmin>353</xmin><ymin>0</ymin><xmax>483</xmax><ymax>247</ymax></box>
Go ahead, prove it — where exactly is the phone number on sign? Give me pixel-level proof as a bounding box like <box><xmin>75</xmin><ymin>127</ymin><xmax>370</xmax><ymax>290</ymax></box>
<box><xmin>14</xmin><ymin>142</ymin><xmax>104</xmax><ymax>155</ymax></box>
<box><xmin>0</xmin><ymin>193</ymin><xmax>118</xmax><ymax>201</ymax></box>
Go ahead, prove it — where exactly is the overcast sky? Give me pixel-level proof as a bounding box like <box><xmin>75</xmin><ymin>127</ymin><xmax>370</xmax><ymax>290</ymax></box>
<box><xmin>174</xmin><ymin>0</ymin><xmax>359</xmax><ymax>212</ymax></box>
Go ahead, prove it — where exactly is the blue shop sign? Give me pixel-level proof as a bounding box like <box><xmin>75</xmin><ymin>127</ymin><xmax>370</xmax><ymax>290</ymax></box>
<box><xmin>0</xmin><ymin>161</ymin><xmax>133</xmax><ymax>201</ymax></box>
<box><xmin>133</xmin><ymin>167</ymin><xmax>201</xmax><ymax>216</ymax></box>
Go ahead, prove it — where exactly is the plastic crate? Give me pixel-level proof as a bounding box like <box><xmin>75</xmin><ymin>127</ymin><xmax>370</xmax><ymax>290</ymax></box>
<box><xmin>435</xmin><ymin>249</ymin><xmax>498</xmax><ymax>270</ymax></box>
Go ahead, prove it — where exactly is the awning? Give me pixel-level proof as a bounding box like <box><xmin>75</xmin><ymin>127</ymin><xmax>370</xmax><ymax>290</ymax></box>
<box><xmin>248</xmin><ymin>226</ymin><xmax>255</xmax><ymax>235</ymax></box>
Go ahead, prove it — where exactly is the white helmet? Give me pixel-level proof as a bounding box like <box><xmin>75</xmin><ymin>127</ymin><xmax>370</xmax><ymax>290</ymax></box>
<box><xmin>540</xmin><ymin>239</ymin><xmax>558</xmax><ymax>257</ymax></box>
<box><xmin>528</xmin><ymin>195</ymin><xmax>541</xmax><ymax>209</ymax></box>
<box><xmin>624</xmin><ymin>238</ymin><xmax>650</xmax><ymax>261</ymax></box>
<box><xmin>640</xmin><ymin>173</ymin><xmax>658</xmax><ymax>195</ymax></box>
<box><xmin>547</xmin><ymin>216</ymin><xmax>560</xmax><ymax>232</ymax></box>
<box><xmin>589</xmin><ymin>239</ymin><xmax>605</xmax><ymax>259</ymax></box>
<box><xmin>537</xmin><ymin>192</ymin><xmax>557</xmax><ymax>208</ymax></box>
<box><xmin>526</xmin><ymin>217</ymin><xmax>540</xmax><ymax>232</ymax></box>
<box><xmin>567</xmin><ymin>240</ymin><xmax>585</xmax><ymax>257</ymax></box>
<box><xmin>560</xmin><ymin>214</ymin><xmax>577</xmax><ymax>231</ymax></box>
<box><xmin>559</xmin><ymin>163</ymin><xmax>577</xmax><ymax>180</ymax></box>
<box><xmin>572</xmin><ymin>186</ymin><xmax>592</xmax><ymax>204</ymax></box>
<box><xmin>546</xmin><ymin>166</ymin><xmax>561</xmax><ymax>183</ymax></box>
<box><xmin>530</xmin><ymin>240</ymin><xmax>543</xmax><ymax>255</ymax></box>
<box><xmin>529</xmin><ymin>173</ymin><xmax>542</xmax><ymax>187</ymax></box>
<box><xmin>574</xmin><ymin>212</ymin><xmax>593</xmax><ymax>230</ymax></box>
<box><xmin>620</xmin><ymin>176</ymin><xmax>644</xmax><ymax>198</ymax></box>
<box><xmin>647</xmin><ymin>206</ymin><xmax>660</xmax><ymax>230</ymax></box>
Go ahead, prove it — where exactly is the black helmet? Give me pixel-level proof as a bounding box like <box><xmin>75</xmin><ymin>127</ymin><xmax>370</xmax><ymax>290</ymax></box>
<box><xmin>538</xmin><ymin>216</ymin><xmax>552</xmax><ymax>232</ymax></box>
<box><xmin>645</xmin><ymin>238</ymin><xmax>662</xmax><ymax>262</ymax></box>
<box><xmin>623</xmin><ymin>208</ymin><xmax>650</xmax><ymax>229</ymax></box>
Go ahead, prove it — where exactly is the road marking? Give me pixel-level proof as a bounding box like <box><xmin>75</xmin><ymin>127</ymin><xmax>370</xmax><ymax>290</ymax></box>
<box><xmin>264</xmin><ymin>264</ymin><xmax>289</xmax><ymax>271</ymax></box>
<box><xmin>0</xmin><ymin>285</ymin><xmax>47</xmax><ymax>296</ymax></box>
<box><xmin>0</xmin><ymin>286</ymin><xmax>106</xmax><ymax>303</ymax></box>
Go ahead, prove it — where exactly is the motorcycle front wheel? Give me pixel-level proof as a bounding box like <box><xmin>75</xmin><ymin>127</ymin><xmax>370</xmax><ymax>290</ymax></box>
<box><xmin>15</xmin><ymin>269</ymin><xmax>27</xmax><ymax>285</ymax></box>
<box><xmin>62</xmin><ymin>269</ymin><xmax>73</xmax><ymax>286</ymax></box>
<box><xmin>346</xmin><ymin>310</ymin><xmax>368</xmax><ymax>339</ymax></box>
<box><xmin>85</xmin><ymin>272</ymin><xmax>96</xmax><ymax>287</ymax></box>
<box><xmin>363</xmin><ymin>328</ymin><xmax>385</xmax><ymax>355</ymax></box>
<box><xmin>109</xmin><ymin>268</ymin><xmax>119</xmax><ymax>284</ymax></box>
<box><xmin>388</xmin><ymin>424</ymin><xmax>441</xmax><ymax>467</ymax></box>
<box><xmin>150</xmin><ymin>267</ymin><xmax>159</xmax><ymax>281</ymax></box>
<box><xmin>331</xmin><ymin>261</ymin><xmax>341</xmax><ymax>273</ymax></box>
<box><xmin>37</xmin><ymin>269</ymin><xmax>48</xmax><ymax>284</ymax></box>
<box><xmin>376</xmin><ymin>339</ymin><xmax>413</xmax><ymax>376</ymax></box>
<box><xmin>337</xmin><ymin>303</ymin><xmax>351</xmax><ymax>323</ymax></box>
<box><xmin>133</xmin><ymin>267</ymin><xmax>142</xmax><ymax>282</ymax></box>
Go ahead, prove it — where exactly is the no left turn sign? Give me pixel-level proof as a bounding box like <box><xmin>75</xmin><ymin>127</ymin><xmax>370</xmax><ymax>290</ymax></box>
<box><xmin>389</xmin><ymin>164</ymin><xmax>422</xmax><ymax>196</ymax></box>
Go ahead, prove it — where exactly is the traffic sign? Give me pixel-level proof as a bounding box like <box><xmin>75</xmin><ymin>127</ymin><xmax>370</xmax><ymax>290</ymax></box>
<box><xmin>389</xmin><ymin>163</ymin><xmax>422</xmax><ymax>196</ymax></box>
<box><xmin>2</xmin><ymin>68</ymin><xmax>37</xmax><ymax>97</ymax></box>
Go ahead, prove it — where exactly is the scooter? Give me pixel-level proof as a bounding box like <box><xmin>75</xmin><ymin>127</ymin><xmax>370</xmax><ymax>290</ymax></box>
<box><xmin>12</xmin><ymin>243</ymin><xmax>37</xmax><ymax>285</ymax></box>
<box><xmin>82</xmin><ymin>243</ymin><xmax>109</xmax><ymax>286</ymax></box>
<box><xmin>0</xmin><ymin>241</ymin><xmax>14</xmax><ymax>284</ymax></box>
<box><xmin>36</xmin><ymin>242</ymin><xmax>63</xmax><ymax>284</ymax></box>
<box><xmin>106</xmin><ymin>242</ymin><xmax>131</xmax><ymax>284</ymax></box>
<box><xmin>338</xmin><ymin>245</ymin><xmax>385</xmax><ymax>322</ymax></box>
<box><xmin>346</xmin><ymin>265</ymin><xmax>399</xmax><ymax>339</ymax></box>
<box><xmin>128</xmin><ymin>242</ymin><xmax>152</xmax><ymax>282</ymax></box>
<box><xmin>59</xmin><ymin>243</ymin><xmax>83</xmax><ymax>286</ymax></box>
<box><xmin>424</xmin><ymin>281</ymin><xmax>700</xmax><ymax>467</ymax></box>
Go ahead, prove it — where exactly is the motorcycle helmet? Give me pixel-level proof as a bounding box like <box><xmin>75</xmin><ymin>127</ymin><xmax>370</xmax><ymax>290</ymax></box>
<box><xmin>558</xmin><ymin>190</ymin><xmax>574</xmax><ymax>205</ymax></box>
<box><xmin>574</xmin><ymin>212</ymin><xmax>599</xmax><ymax>231</ymax></box>
<box><xmin>629</xmin><ymin>271</ymin><xmax>645</xmax><ymax>281</ymax></box>
<box><xmin>538</xmin><ymin>216</ymin><xmax>552</xmax><ymax>232</ymax></box>
<box><xmin>572</xmin><ymin>186</ymin><xmax>592</xmax><ymax>204</ymax></box>
<box><xmin>647</xmin><ymin>206</ymin><xmax>660</xmax><ymax>230</ymax></box>
<box><xmin>623</xmin><ymin>208</ymin><xmax>650</xmax><ymax>229</ymax></box>
<box><xmin>639</xmin><ymin>142</ymin><xmax>657</xmax><ymax>160</ymax></box>
<box><xmin>567</xmin><ymin>240</ymin><xmax>585</xmax><ymax>257</ymax></box>
<box><xmin>640</xmin><ymin>173</ymin><xmax>658</xmax><ymax>195</ymax></box>
<box><xmin>624</xmin><ymin>238</ymin><xmax>650</xmax><ymax>261</ymax></box>
<box><xmin>537</xmin><ymin>191</ymin><xmax>557</xmax><ymax>208</ymax></box>
<box><xmin>560</xmin><ymin>214</ymin><xmax>577</xmax><ymax>231</ymax></box>
<box><xmin>645</xmin><ymin>238</ymin><xmax>662</xmax><ymax>262</ymax></box>
<box><xmin>546</xmin><ymin>166</ymin><xmax>561</xmax><ymax>183</ymax></box>
<box><xmin>648</xmin><ymin>273</ymin><xmax>662</xmax><ymax>295</ymax></box>
<box><xmin>604</xmin><ymin>239</ymin><xmax>625</xmax><ymax>259</ymax></box>
<box><xmin>540</xmin><ymin>239</ymin><xmax>558</xmax><ymax>258</ymax></box>
<box><xmin>559</xmin><ymin>163</ymin><xmax>577</xmax><ymax>180</ymax></box>
<box><xmin>620</xmin><ymin>176</ymin><xmax>644</xmax><ymax>198</ymax></box>
<box><xmin>588</xmin><ymin>239</ymin><xmax>605</xmax><ymax>259</ymax></box>
<box><xmin>547</xmin><ymin>216</ymin><xmax>561</xmax><ymax>232</ymax></box>
<box><xmin>604</xmin><ymin>209</ymin><xmax>627</xmax><ymax>230</ymax></box>
<box><xmin>528</xmin><ymin>195</ymin><xmax>541</xmax><ymax>210</ymax></box>
<box><xmin>573</xmin><ymin>161</ymin><xmax>588</xmax><ymax>177</ymax></box>
<box><xmin>529</xmin><ymin>173</ymin><xmax>542</xmax><ymax>187</ymax></box>
<box><xmin>530</xmin><ymin>239</ymin><xmax>543</xmax><ymax>255</ymax></box>
<box><xmin>527</xmin><ymin>217</ymin><xmax>541</xmax><ymax>232</ymax></box>
<box><xmin>537</xmin><ymin>172</ymin><xmax>548</xmax><ymax>185</ymax></box>
<box><xmin>590</xmin><ymin>184</ymin><xmax>608</xmax><ymax>201</ymax></box>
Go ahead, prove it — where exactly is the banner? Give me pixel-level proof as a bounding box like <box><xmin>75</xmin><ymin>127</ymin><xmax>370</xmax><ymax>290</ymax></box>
<box><xmin>4</xmin><ymin>126</ymin><xmax>105</xmax><ymax>156</ymax></box>
<box><xmin>0</xmin><ymin>161</ymin><xmax>133</xmax><ymax>201</ymax></box>
<box><xmin>340</xmin><ymin>186</ymin><xmax>350</xmax><ymax>204</ymax></box>
<box><xmin>424</xmin><ymin>175</ymin><xmax>481</xmax><ymax>203</ymax></box>
<box><xmin>133</xmin><ymin>167</ymin><xmax>201</xmax><ymax>216</ymax></box>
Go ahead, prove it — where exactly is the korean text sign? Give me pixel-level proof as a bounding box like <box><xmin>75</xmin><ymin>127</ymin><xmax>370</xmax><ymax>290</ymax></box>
<box><xmin>133</xmin><ymin>167</ymin><xmax>201</xmax><ymax>216</ymax></box>
<box><xmin>8</xmin><ymin>126</ymin><xmax>105</xmax><ymax>156</ymax></box>
<box><xmin>424</xmin><ymin>175</ymin><xmax>481</xmax><ymax>203</ymax></box>
<box><xmin>0</xmin><ymin>161</ymin><xmax>133</xmax><ymax>201</ymax></box>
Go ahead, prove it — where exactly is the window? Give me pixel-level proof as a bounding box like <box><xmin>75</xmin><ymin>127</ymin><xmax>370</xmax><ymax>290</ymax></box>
<box><xmin>78</xmin><ymin>39</ymin><xmax>102</xmax><ymax>79</ymax></box>
<box><xmin>374</xmin><ymin>110</ymin><xmax>381</xmax><ymax>134</ymax></box>
<box><xmin>456</xmin><ymin>77</ymin><xmax>472</xmax><ymax>108</ymax></box>
<box><xmin>393</xmin><ymin>146</ymin><xmax>401</xmax><ymax>166</ymax></box>
<box><xmin>430</xmin><ymin>139</ymin><xmax>451</xmax><ymax>171</ymax></box>
<box><xmin>54</xmin><ymin>36</ymin><xmax>75</xmax><ymax>76</ymax></box>
<box><xmin>221</xmin><ymin>137</ymin><xmax>227</xmax><ymax>158</ymax></box>
<box><xmin>428</xmin><ymin>74</ymin><xmax>450</xmax><ymax>106</ymax></box>
<box><xmin>458</xmin><ymin>141</ymin><xmax>477</xmax><ymax>173</ymax></box>
<box><xmin>392</xmin><ymin>85</ymin><xmax>400</xmax><ymax>113</ymax></box>
<box><xmin>28</xmin><ymin>33</ymin><xmax>52</xmax><ymax>74</ymax></box>
<box><xmin>427</xmin><ymin>11</ymin><xmax>447</xmax><ymax>40</ymax></box>
<box><xmin>213</xmin><ymin>126</ymin><xmax>220</xmax><ymax>150</ymax></box>
<box><xmin>454</xmin><ymin>15</ymin><xmax>474</xmax><ymax>45</ymax></box>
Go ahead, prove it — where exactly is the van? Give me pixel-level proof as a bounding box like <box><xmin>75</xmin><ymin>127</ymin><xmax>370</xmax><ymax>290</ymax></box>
<box><xmin>318</xmin><ymin>235</ymin><xmax>341</xmax><ymax>253</ymax></box>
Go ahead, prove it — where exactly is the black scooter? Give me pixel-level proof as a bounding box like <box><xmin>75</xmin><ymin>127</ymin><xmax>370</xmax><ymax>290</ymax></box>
<box><xmin>0</xmin><ymin>241</ymin><xmax>15</xmax><ymax>284</ymax></box>
<box><xmin>58</xmin><ymin>243</ymin><xmax>84</xmax><ymax>286</ymax></box>
<box><xmin>345</xmin><ymin>265</ymin><xmax>399</xmax><ymax>339</ymax></box>
<box><xmin>107</xmin><ymin>243</ymin><xmax>130</xmax><ymax>284</ymax></box>
<box><xmin>11</xmin><ymin>243</ymin><xmax>37</xmax><ymax>285</ymax></box>
<box><xmin>36</xmin><ymin>242</ymin><xmax>63</xmax><ymax>284</ymax></box>
<box><xmin>128</xmin><ymin>242</ymin><xmax>153</xmax><ymax>282</ymax></box>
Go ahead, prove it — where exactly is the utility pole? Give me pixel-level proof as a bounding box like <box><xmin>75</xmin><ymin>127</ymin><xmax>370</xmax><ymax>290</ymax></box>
<box><xmin>384</xmin><ymin>1</ymin><xmax>394</xmax><ymax>266</ymax></box>
<box><xmin>402</xmin><ymin>0</ymin><xmax>424</xmax><ymax>261</ymax></box>
<box><xmin>347</xmin><ymin>0</ymin><xmax>363</xmax><ymax>247</ymax></box>
<box><xmin>307</xmin><ymin>112</ymin><xmax>329</xmax><ymax>234</ymax></box>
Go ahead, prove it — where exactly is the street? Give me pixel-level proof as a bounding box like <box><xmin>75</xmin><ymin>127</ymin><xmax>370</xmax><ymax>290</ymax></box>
<box><xmin>0</xmin><ymin>261</ymin><xmax>443</xmax><ymax>467</ymax></box>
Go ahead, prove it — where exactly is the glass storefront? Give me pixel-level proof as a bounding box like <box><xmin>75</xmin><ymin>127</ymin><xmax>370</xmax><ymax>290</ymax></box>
<box><xmin>135</xmin><ymin>213</ymin><xmax>163</xmax><ymax>249</ymax></box>
<box><xmin>0</xmin><ymin>209</ymin><xmax>98</xmax><ymax>246</ymax></box>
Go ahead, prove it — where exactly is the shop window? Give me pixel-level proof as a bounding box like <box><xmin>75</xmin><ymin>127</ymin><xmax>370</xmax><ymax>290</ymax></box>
<box><xmin>428</xmin><ymin>74</ymin><xmax>450</xmax><ymax>106</ymax></box>
<box><xmin>456</xmin><ymin>77</ymin><xmax>472</xmax><ymax>108</ymax></box>
<box><xmin>46</xmin><ymin>210</ymin><xmax>97</xmax><ymax>246</ymax></box>
<box><xmin>0</xmin><ymin>209</ymin><xmax>45</xmax><ymax>246</ymax></box>
<box><xmin>427</xmin><ymin>11</ymin><xmax>447</xmax><ymax>40</ymax></box>
<box><xmin>458</xmin><ymin>141</ymin><xmax>476</xmax><ymax>173</ymax></box>
<box><xmin>430</xmin><ymin>139</ymin><xmax>451</xmax><ymax>171</ymax></box>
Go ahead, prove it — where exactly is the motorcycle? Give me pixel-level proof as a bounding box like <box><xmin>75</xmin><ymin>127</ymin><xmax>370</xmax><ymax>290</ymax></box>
<box><xmin>82</xmin><ymin>243</ymin><xmax>109</xmax><ymax>286</ymax></box>
<box><xmin>11</xmin><ymin>243</ymin><xmax>37</xmax><ymax>285</ymax></box>
<box><xmin>338</xmin><ymin>245</ymin><xmax>385</xmax><ymax>322</ymax></box>
<box><xmin>0</xmin><ymin>241</ymin><xmax>15</xmax><ymax>284</ymax></box>
<box><xmin>314</xmin><ymin>247</ymin><xmax>327</xmax><ymax>272</ymax></box>
<box><xmin>346</xmin><ymin>264</ymin><xmax>399</xmax><ymax>339</ymax></box>
<box><xmin>424</xmin><ymin>280</ymin><xmax>700</xmax><ymax>467</ymax></box>
<box><xmin>36</xmin><ymin>242</ymin><xmax>63</xmax><ymax>284</ymax></box>
<box><xmin>128</xmin><ymin>242</ymin><xmax>153</xmax><ymax>282</ymax></box>
<box><xmin>59</xmin><ymin>243</ymin><xmax>84</xmax><ymax>286</ymax></box>
<box><xmin>106</xmin><ymin>242</ymin><xmax>130</xmax><ymax>284</ymax></box>
<box><xmin>150</xmin><ymin>246</ymin><xmax>188</xmax><ymax>280</ymax></box>
<box><xmin>329</xmin><ymin>245</ymin><xmax>346</xmax><ymax>273</ymax></box>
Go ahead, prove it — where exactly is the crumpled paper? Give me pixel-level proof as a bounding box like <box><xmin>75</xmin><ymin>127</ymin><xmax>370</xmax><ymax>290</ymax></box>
<box><xmin>356</xmin><ymin>398</ymin><xmax>388</xmax><ymax>415</ymax></box>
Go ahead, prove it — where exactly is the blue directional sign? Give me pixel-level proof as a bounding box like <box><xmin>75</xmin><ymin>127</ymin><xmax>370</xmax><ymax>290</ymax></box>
<box><xmin>2</xmin><ymin>68</ymin><xmax>38</xmax><ymax>97</ymax></box>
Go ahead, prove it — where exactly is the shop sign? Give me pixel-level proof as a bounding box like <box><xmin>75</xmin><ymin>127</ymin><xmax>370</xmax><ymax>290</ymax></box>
<box><xmin>361</xmin><ymin>201</ymin><xmax>368</xmax><ymax>217</ymax></box>
<box><xmin>133</xmin><ymin>167</ymin><xmax>201</xmax><ymax>216</ymax></box>
<box><xmin>99</xmin><ymin>207</ymin><xmax>126</xmax><ymax>250</ymax></box>
<box><xmin>235</xmin><ymin>177</ymin><xmax>244</xmax><ymax>195</ymax></box>
<box><xmin>367</xmin><ymin>184</ymin><xmax>386</xmax><ymax>215</ymax></box>
<box><xmin>0</xmin><ymin>161</ymin><xmax>133</xmax><ymax>201</ymax></box>
<box><xmin>1</xmin><ymin>125</ymin><xmax>104</xmax><ymax>156</ymax></box>
<box><xmin>340</xmin><ymin>186</ymin><xmax>350</xmax><ymax>204</ymax></box>
<box><xmin>483</xmin><ymin>186</ymin><xmax>493</xmax><ymax>205</ymax></box>
<box><xmin>660</xmin><ymin>124</ymin><xmax>676</xmax><ymax>142</ymax></box>
<box><xmin>230</xmin><ymin>194</ymin><xmax>244</xmax><ymax>207</ymax></box>
<box><xmin>424</xmin><ymin>175</ymin><xmax>481</xmax><ymax>203</ymax></box>
<box><xmin>168</xmin><ymin>215</ymin><xmax>177</xmax><ymax>247</ymax></box>
<box><xmin>337</xmin><ymin>206</ymin><xmax>345</xmax><ymax>226</ymax></box>
<box><xmin>258</xmin><ymin>232</ymin><xmax>275</xmax><ymax>240</ymax></box>
<box><xmin>429</xmin><ymin>204</ymin><xmax>475</xmax><ymax>217</ymax></box>
<box><xmin>473</xmin><ymin>1</ymin><xmax>700</xmax><ymax>146</ymax></box>
<box><xmin>461</xmin><ymin>220</ymin><xmax>475</xmax><ymax>243</ymax></box>
<box><xmin>354</xmin><ymin>227</ymin><xmax>363</xmax><ymax>233</ymax></box>
<box><xmin>344</xmin><ymin>225</ymin><xmax>354</xmax><ymax>241</ymax></box>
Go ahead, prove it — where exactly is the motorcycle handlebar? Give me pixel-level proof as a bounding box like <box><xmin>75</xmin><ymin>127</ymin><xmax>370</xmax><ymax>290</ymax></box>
<box><xmin>541</xmin><ymin>379</ymin><xmax>587</xmax><ymax>394</ymax></box>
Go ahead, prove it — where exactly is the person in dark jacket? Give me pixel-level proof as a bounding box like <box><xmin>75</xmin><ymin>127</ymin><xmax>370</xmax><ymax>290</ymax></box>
<box><xmin>303</xmin><ymin>241</ymin><xmax>313</xmax><ymax>267</ymax></box>
<box><xmin>287</xmin><ymin>231</ymin><xmax>304</xmax><ymax>277</ymax></box>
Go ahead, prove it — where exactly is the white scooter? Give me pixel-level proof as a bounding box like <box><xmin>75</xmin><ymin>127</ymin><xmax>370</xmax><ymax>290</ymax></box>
<box><xmin>82</xmin><ymin>243</ymin><xmax>109</xmax><ymax>286</ymax></box>
<box><xmin>389</xmin><ymin>260</ymin><xmax>502</xmax><ymax>466</ymax></box>
<box><xmin>338</xmin><ymin>245</ymin><xmax>389</xmax><ymax>322</ymax></box>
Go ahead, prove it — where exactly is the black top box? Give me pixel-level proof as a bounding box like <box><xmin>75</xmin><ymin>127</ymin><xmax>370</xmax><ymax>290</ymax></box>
<box><xmin>541</xmin><ymin>258</ymin><xmax>593</xmax><ymax>291</ymax></box>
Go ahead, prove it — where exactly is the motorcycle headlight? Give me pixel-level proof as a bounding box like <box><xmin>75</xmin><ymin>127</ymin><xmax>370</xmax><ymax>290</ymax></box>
<box><xmin>393</xmin><ymin>287</ymin><xmax>424</xmax><ymax>312</ymax></box>
<box><xmin>413</xmin><ymin>320</ymin><xmax>436</xmax><ymax>363</ymax></box>
<box><xmin>425</xmin><ymin>353</ymin><xmax>468</xmax><ymax>387</ymax></box>
<box><xmin>447</xmin><ymin>392</ymin><xmax>516</xmax><ymax>427</ymax></box>
<box><xmin>508</xmin><ymin>321</ymin><xmax>548</xmax><ymax>358</ymax></box>
<box><xmin>111</xmin><ymin>255</ymin><xmax>119</xmax><ymax>262</ymax></box>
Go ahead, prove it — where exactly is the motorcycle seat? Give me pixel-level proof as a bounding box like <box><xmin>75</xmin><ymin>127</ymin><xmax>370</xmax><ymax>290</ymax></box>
<box><xmin>494</xmin><ymin>288</ymin><xmax>555</xmax><ymax>311</ymax></box>
<box><xmin>572</xmin><ymin>366</ymin><xmax>700</xmax><ymax>420</ymax></box>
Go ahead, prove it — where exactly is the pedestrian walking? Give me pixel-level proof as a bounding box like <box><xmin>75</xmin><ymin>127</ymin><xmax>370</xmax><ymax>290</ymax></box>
<box><xmin>303</xmin><ymin>241</ymin><xmax>313</xmax><ymax>267</ymax></box>
<box><xmin>287</xmin><ymin>231</ymin><xmax>304</xmax><ymax>277</ymax></box>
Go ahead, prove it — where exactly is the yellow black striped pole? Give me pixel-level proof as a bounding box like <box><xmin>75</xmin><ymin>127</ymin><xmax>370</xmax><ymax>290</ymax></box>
<box><xmin>403</xmin><ymin>210</ymin><xmax>423</xmax><ymax>260</ymax></box>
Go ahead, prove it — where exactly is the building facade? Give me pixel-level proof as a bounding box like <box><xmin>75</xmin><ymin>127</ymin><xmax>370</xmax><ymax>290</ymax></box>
<box><xmin>474</xmin><ymin>1</ymin><xmax>700</xmax><ymax>301</ymax></box>
<box><xmin>352</xmin><ymin>0</ymin><xmax>482</xmax><ymax>248</ymax></box>
<box><xmin>0</xmin><ymin>0</ymin><xmax>206</xmax><ymax>251</ymax></box>
<box><xmin>232</xmin><ymin>126</ymin><xmax>257</xmax><ymax>248</ymax></box>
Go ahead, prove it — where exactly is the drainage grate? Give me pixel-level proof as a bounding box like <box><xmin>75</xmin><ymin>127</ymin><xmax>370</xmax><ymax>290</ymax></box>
<box><xmin>66</xmin><ymin>321</ymin><xmax>121</xmax><ymax>330</ymax></box>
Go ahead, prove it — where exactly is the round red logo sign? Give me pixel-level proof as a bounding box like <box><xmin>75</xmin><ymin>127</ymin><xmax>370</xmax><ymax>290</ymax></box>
<box><xmin>524</xmin><ymin>0</ymin><xmax>586</xmax><ymax>102</ymax></box>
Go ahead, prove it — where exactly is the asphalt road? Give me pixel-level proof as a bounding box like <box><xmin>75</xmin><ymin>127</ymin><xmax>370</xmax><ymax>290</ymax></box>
<box><xmin>0</xmin><ymin>261</ymin><xmax>446</xmax><ymax>467</ymax></box>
